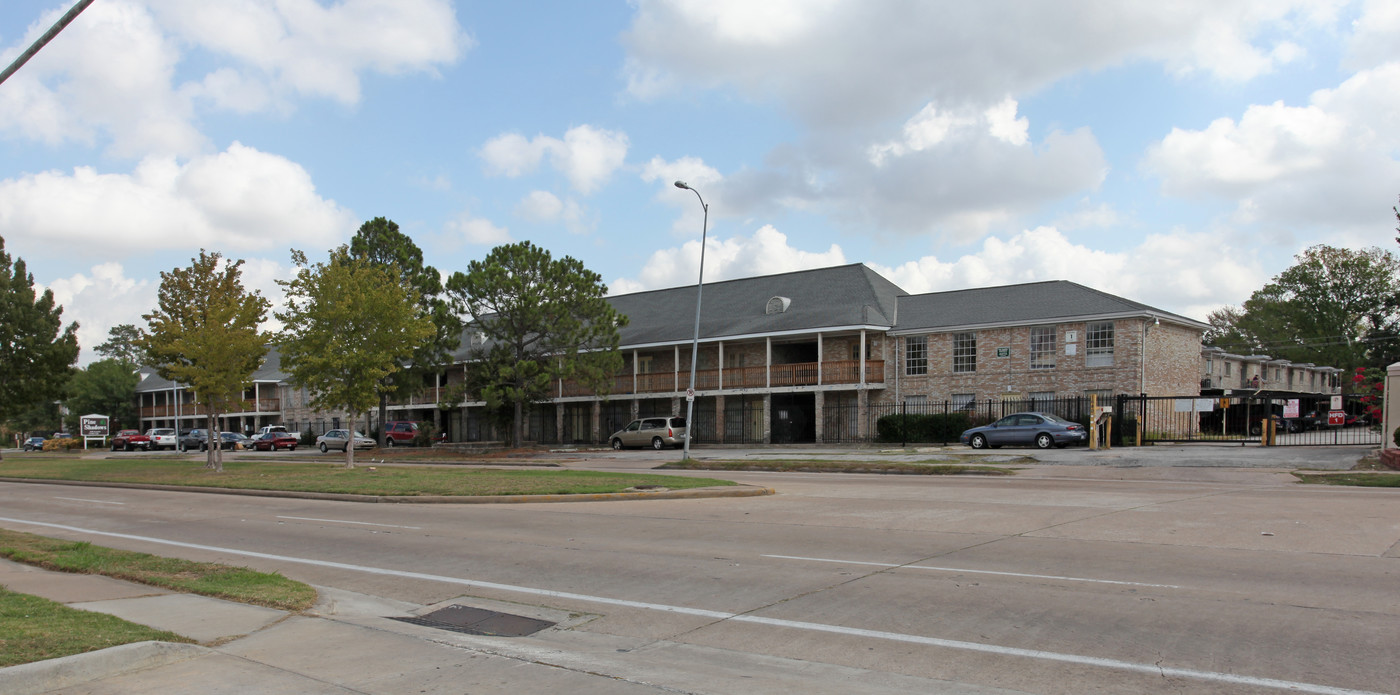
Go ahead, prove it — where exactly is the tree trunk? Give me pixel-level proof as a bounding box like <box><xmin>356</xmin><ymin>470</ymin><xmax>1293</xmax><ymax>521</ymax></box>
<box><xmin>513</xmin><ymin>399</ymin><xmax>523</xmax><ymax>448</ymax></box>
<box><xmin>206</xmin><ymin>413</ymin><xmax>221</xmax><ymax>472</ymax></box>
<box><xmin>377</xmin><ymin>392</ymin><xmax>388</xmax><ymax>446</ymax></box>
<box><xmin>345</xmin><ymin>412</ymin><xmax>356</xmax><ymax>469</ymax></box>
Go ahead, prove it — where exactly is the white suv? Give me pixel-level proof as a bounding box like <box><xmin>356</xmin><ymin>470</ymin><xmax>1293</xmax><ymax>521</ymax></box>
<box><xmin>146</xmin><ymin>428</ymin><xmax>178</xmax><ymax>451</ymax></box>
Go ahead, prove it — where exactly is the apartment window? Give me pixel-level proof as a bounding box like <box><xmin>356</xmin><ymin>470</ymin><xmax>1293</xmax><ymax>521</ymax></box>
<box><xmin>904</xmin><ymin>395</ymin><xmax>928</xmax><ymax>412</ymax></box>
<box><xmin>1086</xmin><ymin>322</ymin><xmax>1114</xmax><ymax>367</ymax></box>
<box><xmin>1085</xmin><ymin>389</ymin><xmax>1113</xmax><ymax>406</ymax></box>
<box><xmin>952</xmin><ymin>332</ymin><xmax>977</xmax><ymax>373</ymax></box>
<box><xmin>637</xmin><ymin>355</ymin><xmax>654</xmax><ymax>373</ymax></box>
<box><xmin>1029</xmin><ymin>327</ymin><xmax>1056</xmax><ymax>370</ymax></box>
<box><xmin>952</xmin><ymin>393</ymin><xmax>975</xmax><ymax>411</ymax></box>
<box><xmin>905</xmin><ymin>336</ymin><xmax>928</xmax><ymax>376</ymax></box>
<box><xmin>1224</xmin><ymin>362</ymin><xmax>1232</xmax><ymax>376</ymax></box>
<box><xmin>1028</xmin><ymin>391</ymin><xmax>1054</xmax><ymax>410</ymax></box>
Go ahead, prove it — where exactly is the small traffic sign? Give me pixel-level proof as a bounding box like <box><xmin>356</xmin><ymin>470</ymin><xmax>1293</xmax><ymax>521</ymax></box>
<box><xmin>1327</xmin><ymin>410</ymin><xmax>1345</xmax><ymax>426</ymax></box>
<box><xmin>686</xmin><ymin>388</ymin><xmax>695</xmax><ymax>402</ymax></box>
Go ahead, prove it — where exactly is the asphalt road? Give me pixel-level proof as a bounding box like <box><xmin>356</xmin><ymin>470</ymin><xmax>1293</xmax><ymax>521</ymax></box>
<box><xmin>1</xmin><ymin>445</ymin><xmax>1397</xmax><ymax>694</ymax></box>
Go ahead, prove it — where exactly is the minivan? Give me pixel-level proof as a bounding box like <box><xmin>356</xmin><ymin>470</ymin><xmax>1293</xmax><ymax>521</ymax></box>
<box><xmin>608</xmin><ymin>417</ymin><xmax>688</xmax><ymax>450</ymax></box>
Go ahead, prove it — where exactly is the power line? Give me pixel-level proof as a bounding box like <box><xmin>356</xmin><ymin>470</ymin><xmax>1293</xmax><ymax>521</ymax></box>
<box><xmin>0</xmin><ymin>0</ymin><xmax>97</xmax><ymax>88</ymax></box>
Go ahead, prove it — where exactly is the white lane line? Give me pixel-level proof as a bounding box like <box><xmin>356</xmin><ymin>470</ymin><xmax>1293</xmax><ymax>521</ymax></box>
<box><xmin>276</xmin><ymin>516</ymin><xmax>421</xmax><ymax>530</ymax></box>
<box><xmin>54</xmin><ymin>497</ymin><xmax>125</xmax><ymax>505</ymax></box>
<box><xmin>0</xmin><ymin>515</ymin><xmax>1377</xmax><ymax>695</ymax></box>
<box><xmin>763</xmin><ymin>554</ymin><xmax>1182</xmax><ymax>589</ymax></box>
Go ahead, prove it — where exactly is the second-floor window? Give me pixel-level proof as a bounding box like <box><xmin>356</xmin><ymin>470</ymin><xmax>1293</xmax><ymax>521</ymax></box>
<box><xmin>1030</xmin><ymin>327</ymin><xmax>1055</xmax><ymax>370</ymax></box>
<box><xmin>1086</xmin><ymin>322</ymin><xmax>1114</xmax><ymax>367</ymax></box>
<box><xmin>906</xmin><ymin>336</ymin><xmax>928</xmax><ymax>376</ymax></box>
<box><xmin>953</xmin><ymin>332</ymin><xmax>977</xmax><ymax>373</ymax></box>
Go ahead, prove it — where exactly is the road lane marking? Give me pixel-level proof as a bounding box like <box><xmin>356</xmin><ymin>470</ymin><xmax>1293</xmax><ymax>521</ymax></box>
<box><xmin>0</xmin><ymin>515</ymin><xmax>1378</xmax><ymax>695</ymax></box>
<box><xmin>54</xmin><ymin>497</ymin><xmax>124</xmax><ymax>505</ymax></box>
<box><xmin>276</xmin><ymin>516</ymin><xmax>421</xmax><ymax>530</ymax></box>
<box><xmin>763</xmin><ymin>554</ymin><xmax>1182</xmax><ymax>589</ymax></box>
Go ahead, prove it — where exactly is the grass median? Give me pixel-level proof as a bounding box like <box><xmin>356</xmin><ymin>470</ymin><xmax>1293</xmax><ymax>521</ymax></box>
<box><xmin>0</xmin><ymin>456</ymin><xmax>736</xmax><ymax>497</ymax></box>
<box><xmin>0</xmin><ymin>528</ymin><xmax>316</xmax><ymax>667</ymax></box>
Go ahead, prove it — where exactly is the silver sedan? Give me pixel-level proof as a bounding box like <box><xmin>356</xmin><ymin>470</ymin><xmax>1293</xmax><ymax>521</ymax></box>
<box><xmin>315</xmin><ymin>430</ymin><xmax>376</xmax><ymax>453</ymax></box>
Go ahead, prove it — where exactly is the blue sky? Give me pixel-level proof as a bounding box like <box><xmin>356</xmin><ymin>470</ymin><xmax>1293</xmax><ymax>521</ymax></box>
<box><xmin>3</xmin><ymin>0</ymin><xmax>1398</xmax><ymax>364</ymax></box>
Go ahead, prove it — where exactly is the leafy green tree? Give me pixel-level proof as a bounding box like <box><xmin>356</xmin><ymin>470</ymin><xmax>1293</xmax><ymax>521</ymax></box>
<box><xmin>446</xmin><ymin>241</ymin><xmax>626</xmax><ymax>446</ymax></box>
<box><xmin>1212</xmin><ymin>245</ymin><xmax>1400</xmax><ymax>372</ymax></box>
<box><xmin>137</xmin><ymin>251</ymin><xmax>270</xmax><ymax>472</ymax></box>
<box><xmin>95</xmin><ymin>323</ymin><xmax>148</xmax><ymax>367</ymax></box>
<box><xmin>275</xmin><ymin>247</ymin><xmax>436</xmax><ymax>468</ymax></box>
<box><xmin>0</xmin><ymin>236</ymin><xmax>79</xmax><ymax>455</ymax></box>
<box><xmin>349</xmin><ymin>217</ymin><xmax>462</xmax><ymax>444</ymax></box>
<box><xmin>63</xmin><ymin>358</ymin><xmax>139</xmax><ymax>431</ymax></box>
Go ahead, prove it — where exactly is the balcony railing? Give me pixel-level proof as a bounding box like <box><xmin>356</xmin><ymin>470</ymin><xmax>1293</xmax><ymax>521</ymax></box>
<box><xmin>139</xmin><ymin>399</ymin><xmax>280</xmax><ymax>418</ymax></box>
<box><xmin>558</xmin><ymin>359</ymin><xmax>885</xmax><ymax>397</ymax></box>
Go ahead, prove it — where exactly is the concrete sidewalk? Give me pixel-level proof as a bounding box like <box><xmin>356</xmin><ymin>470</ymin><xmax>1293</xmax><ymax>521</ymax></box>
<box><xmin>1</xmin><ymin>559</ymin><xmax>1004</xmax><ymax>695</ymax></box>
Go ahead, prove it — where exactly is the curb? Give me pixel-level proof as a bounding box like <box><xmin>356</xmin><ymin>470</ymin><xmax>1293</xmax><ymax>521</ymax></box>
<box><xmin>0</xmin><ymin>641</ymin><xmax>206</xmax><ymax>695</ymax></box>
<box><xmin>0</xmin><ymin>477</ymin><xmax>774</xmax><ymax>503</ymax></box>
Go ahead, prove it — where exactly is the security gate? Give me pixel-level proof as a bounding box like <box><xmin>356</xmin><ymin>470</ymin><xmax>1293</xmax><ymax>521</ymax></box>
<box><xmin>1118</xmin><ymin>394</ymin><xmax>1381</xmax><ymax>447</ymax></box>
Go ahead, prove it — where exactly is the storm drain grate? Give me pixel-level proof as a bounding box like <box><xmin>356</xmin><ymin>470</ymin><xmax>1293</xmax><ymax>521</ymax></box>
<box><xmin>389</xmin><ymin>604</ymin><xmax>556</xmax><ymax>637</ymax></box>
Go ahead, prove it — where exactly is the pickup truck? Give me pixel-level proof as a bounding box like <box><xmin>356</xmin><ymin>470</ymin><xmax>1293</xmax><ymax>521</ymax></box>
<box><xmin>110</xmin><ymin>429</ymin><xmax>151</xmax><ymax>451</ymax></box>
<box><xmin>257</xmin><ymin>425</ymin><xmax>301</xmax><ymax>440</ymax></box>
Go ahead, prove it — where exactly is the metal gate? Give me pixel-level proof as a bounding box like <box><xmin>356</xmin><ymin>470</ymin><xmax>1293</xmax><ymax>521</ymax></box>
<box><xmin>1118</xmin><ymin>394</ymin><xmax>1380</xmax><ymax>447</ymax></box>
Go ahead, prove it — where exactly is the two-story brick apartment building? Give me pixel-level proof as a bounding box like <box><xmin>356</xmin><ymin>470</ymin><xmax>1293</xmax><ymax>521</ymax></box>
<box><xmin>134</xmin><ymin>263</ymin><xmax>1339</xmax><ymax>444</ymax></box>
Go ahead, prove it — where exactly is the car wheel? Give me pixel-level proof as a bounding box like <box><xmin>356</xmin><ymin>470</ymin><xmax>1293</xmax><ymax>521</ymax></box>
<box><xmin>1035</xmin><ymin>433</ymin><xmax>1054</xmax><ymax>449</ymax></box>
<box><xmin>969</xmin><ymin>434</ymin><xmax>988</xmax><ymax>449</ymax></box>
<box><xmin>111</xmin><ymin>443</ymin><xmax>119</xmax><ymax>451</ymax></box>
<box><xmin>124</xmin><ymin>443</ymin><xmax>133</xmax><ymax>452</ymax></box>
<box><xmin>651</xmin><ymin>437</ymin><xmax>664</xmax><ymax>450</ymax></box>
<box><xmin>611</xmin><ymin>438</ymin><xmax>623</xmax><ymax>450</ymax></box>
<box><xmin>319</xmin><ymin>442</ymin><xmax>328</xmax><ymax>453</ymax></box>
<box><xmin>386</xmin><ymin>438</ymin><xmax>395</xmax><ymax>447</ymax></box>
<box><xmin>200</xmin><ymin>443</ymin><xmax>208</xmax><ymax>452</ymax></box>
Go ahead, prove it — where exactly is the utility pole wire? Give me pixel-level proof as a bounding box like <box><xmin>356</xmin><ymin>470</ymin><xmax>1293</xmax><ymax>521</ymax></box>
<box><xmin>0</xmin><ymin>0</ymin><xmax>98</xmax><ymax>88</ymax></box>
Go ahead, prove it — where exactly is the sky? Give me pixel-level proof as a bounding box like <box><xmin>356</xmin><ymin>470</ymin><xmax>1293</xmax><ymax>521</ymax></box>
<box><xmin>2</xmin><ymin>0</ymin><xmax>1399</xmax><ymax>365</ymax></box>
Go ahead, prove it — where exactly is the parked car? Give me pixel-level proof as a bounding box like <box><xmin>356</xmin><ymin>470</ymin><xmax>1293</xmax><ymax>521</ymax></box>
<box><xmin>22</xmin><ymin>436</ymin><xmax>45</xmax><ymax>451</ymax></box>
<box><xmin>316</xmin><ymin>430</ymin><xmax>376</xmax><ymax>453</ymax></box>
<box><xmin>252</xmin><ymin>432</ymin><xmax>299</xmax><ymax>451</ymax></box>
<box><xmin>177</xmin><ymin>429</ymin><xmax>209</xmax><ymax>451</ymax></box>
<box><xmin>960</xmin><ymin>412</ymin><xmax>1087</xmax><ymax>449</ymax></box>
<box><xmin>608</xmin><ymin>417</ymin><xmax>688</xmax><ymax>450</ymax></box>
<box><xmin>147</xmin><ymin>428</ymin><xmax>178</xmax><ymax>451</ymax></box>
<box><xmin>383</xmin><ymin>421</ymin><xmax>421</xmax><ymax>446</ymax></box>
<box><xmin>217</xmin><ymin>432</ymin><xmax>251</xmax><ymax>450</ymax></box>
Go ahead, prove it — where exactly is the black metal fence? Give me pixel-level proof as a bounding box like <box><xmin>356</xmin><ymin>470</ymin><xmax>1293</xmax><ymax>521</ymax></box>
<box><xmin>821</xmin><ymin>394</ymin><xmax>1381</xmax><ymax>447</ymax></box>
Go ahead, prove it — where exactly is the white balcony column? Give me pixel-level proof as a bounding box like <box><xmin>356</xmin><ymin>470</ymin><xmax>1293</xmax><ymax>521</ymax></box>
<box><xmin>766</xmin><ymin>337</ymin><xmax>772</xmax><ymax>388</ymax></box>
<box><xmin>860</xmin><ymin>329</ymin><xmax>867</xmax><ymax>385</ymax></box>
<box><xmin>632</xmin><ymin>349</ymin><xmax>639</xmax><ymax>393</ymax></box>
<box><xmin>817</xmin><ymin>332</ymin><xmax>824</xmax><ymax>386</ymax></box>
<box><xmin>718</xmin><ymin>341</ymin><xmax>725</xmax><ymax>390</ymax></box>
<box><xmin>674</xmin><ymin>345</ymin><xmax>680</xmax><ymax>392</ymax></box>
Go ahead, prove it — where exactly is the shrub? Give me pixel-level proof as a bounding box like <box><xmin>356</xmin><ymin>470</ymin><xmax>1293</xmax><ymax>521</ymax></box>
<box><xmin>876</xmin><ymin>413</ymin><xmax>972</xmax><ymax>443</ymax></box>
<box><xmin>1393</xmin><ymin>426</ymin><xmax>1400</xmax><ymax>449</ymax></box>
<box><xmin>414</xmin><ymin>422</ymin><xmax>437</xmax><ymax>447</ymax></box>
<box><xmin>42</xmin><ymin>437</ymin><xmax>81</xmax><ymax>451</ymax></box>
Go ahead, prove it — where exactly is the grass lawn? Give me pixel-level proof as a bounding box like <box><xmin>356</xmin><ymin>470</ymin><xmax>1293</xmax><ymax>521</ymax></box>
<box><xmin>659</xmin><ymin>458</ymin><xmax>1017</xmax><ymax>475</ymax></box>
<box><xmin>1292</xmin><ymin>472</ymin><xmax>1400</xmax><ymax>487</ymax></box>
<box><xmin>0</xmin><ymin>528</ymin><xmax>316</xmax><ymax>611</ymax></box>
<box><xmin>0</xmin><ymin>456</ymin><xmax>735</xmax><ymax>496</ymax></box>
<box><xmin>0</xmin><ymin>587</ymin><xmax>191</xmax><ymax>667</ymax></box>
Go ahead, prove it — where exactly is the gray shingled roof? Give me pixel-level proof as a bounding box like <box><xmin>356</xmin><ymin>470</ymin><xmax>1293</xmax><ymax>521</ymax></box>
<box><xmin>607</xmin><ymin>263</ymin><xmax>905</xmax><ymax>347</ymax></box>
<box><xmin>134</xmin><ymin>349</ymin><xmax>288</xmax><ymax>393</ymax></box>
<box><xmin>892</xmin><ymin>280</ymin><xmax>1207</xmax><ymax>333</ymax></box>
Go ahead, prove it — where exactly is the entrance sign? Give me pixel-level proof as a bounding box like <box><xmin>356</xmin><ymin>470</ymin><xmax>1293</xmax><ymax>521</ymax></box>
<box><xmin>1328</xmin><ymin>411</ymin><xmax>1345</xmax><ymax>426</ymax></box>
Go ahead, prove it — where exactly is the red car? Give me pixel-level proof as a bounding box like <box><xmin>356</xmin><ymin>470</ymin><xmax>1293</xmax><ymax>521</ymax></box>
<box><xmin>251</xmin><ymin>432</ymin><xmax>298</xmax><ymax>451</ymax></box>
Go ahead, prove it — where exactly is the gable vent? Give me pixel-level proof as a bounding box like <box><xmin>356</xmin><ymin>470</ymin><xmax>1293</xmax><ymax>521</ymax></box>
<box><xmin>765</xmin><ymin>296</ymin><xmax>791</xmax><ymax>315</ymax></box>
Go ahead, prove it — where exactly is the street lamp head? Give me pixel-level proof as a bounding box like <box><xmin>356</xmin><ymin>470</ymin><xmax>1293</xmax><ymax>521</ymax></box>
<box><xmin>673</xmin><ymin>180</ymin><xmax>690</xmax><ymax>190</ymax></box>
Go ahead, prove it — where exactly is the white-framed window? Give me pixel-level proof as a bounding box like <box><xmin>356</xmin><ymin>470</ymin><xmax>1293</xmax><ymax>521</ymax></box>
<box><xmin>953</xmin><ymin>332</ymin><xmax>977</xmax><ymax>373</ymax></box>
<box><xmin>1086</xmin><ymin>322</ymin><xmax>1114</xmax><ymax>367</ymax></box>
<box><xmin>1029</xmin><ymin>327</ymin><xmax>1056</xmax><ymax>370</ymax></box>
<box><xmin>904</xmin><ymin>395</ymin><xmax>928</xmax><ymax>411</ymax></box>
<box><xmin>905</xmin><ymin>336</ymin><xmax>928</xmax><ymax>376</ymax></box>
<box><xmin>952</xmin><ymin>393</ymin><xmax>975</xmax><ymax>411</ymax></box>
<box><xmin>1028</xmin><ymin>391</ymin><xmax>1054</xmax><ymax>409</ymax></box>
<box><xmin>1085</xmin><ymin>389</ymin><xmax>1113</xmax><ymax>405</ymax></box>
<box><xmin>638</xmin><ymin>355</ymin><xmax>654</xmax><ymax>373</ymax></box>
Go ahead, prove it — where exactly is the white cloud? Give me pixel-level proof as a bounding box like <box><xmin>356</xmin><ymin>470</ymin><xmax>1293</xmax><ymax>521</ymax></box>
<box><xmin>515</xmin><ymin>191</ymin><xmax>591</xmax><ymax>234</ymax></box>
<box><xmin>610</xmin><ymin>224</ymin><xmax>845</xmax><ymax>294</ymax></box>
<box><xmin>0</xmin><ymin>143</ymin><xmax>355</xmax><ymax>258</ymax></box>
<box><xmin>42</xmin><ymin>262</ymin><xmax>156</xmax><ymax>365</ymax></box>
<box><xmin>480</xmin><ymin>125</ymin><xmax>629</xmax><ymax>194</ymax></box>
<box><xmin>0</xmin><ymin>0</ymin><xmax>467</xmax><ymax>158</ymax></box>
<box><xmin>1145</xmin><ymin>61</ymin><xmax>1400</xmax><ymax>239</ymax></box>
<box><xmin>623</xmin><ymin>1</ymin><xmax>1336</xmax><ymax>128</ymax></box>
<box><xmin>445</xmin><ymin>211</ymin><xmax>511</xmax><ymax>245</ymax></box>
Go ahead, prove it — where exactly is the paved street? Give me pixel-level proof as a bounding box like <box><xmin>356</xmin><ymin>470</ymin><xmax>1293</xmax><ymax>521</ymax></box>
<box><xmin>1</xmin><ymin>445</ymin><xmax>1397</xmax><ymax>694</ymax></box>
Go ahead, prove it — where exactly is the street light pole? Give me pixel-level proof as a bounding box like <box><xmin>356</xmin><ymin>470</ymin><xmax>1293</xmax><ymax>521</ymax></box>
<box><xmin>674</xmin><ymin>181</ymin><xmax>707</xmax><ymax>460</ymax></box>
